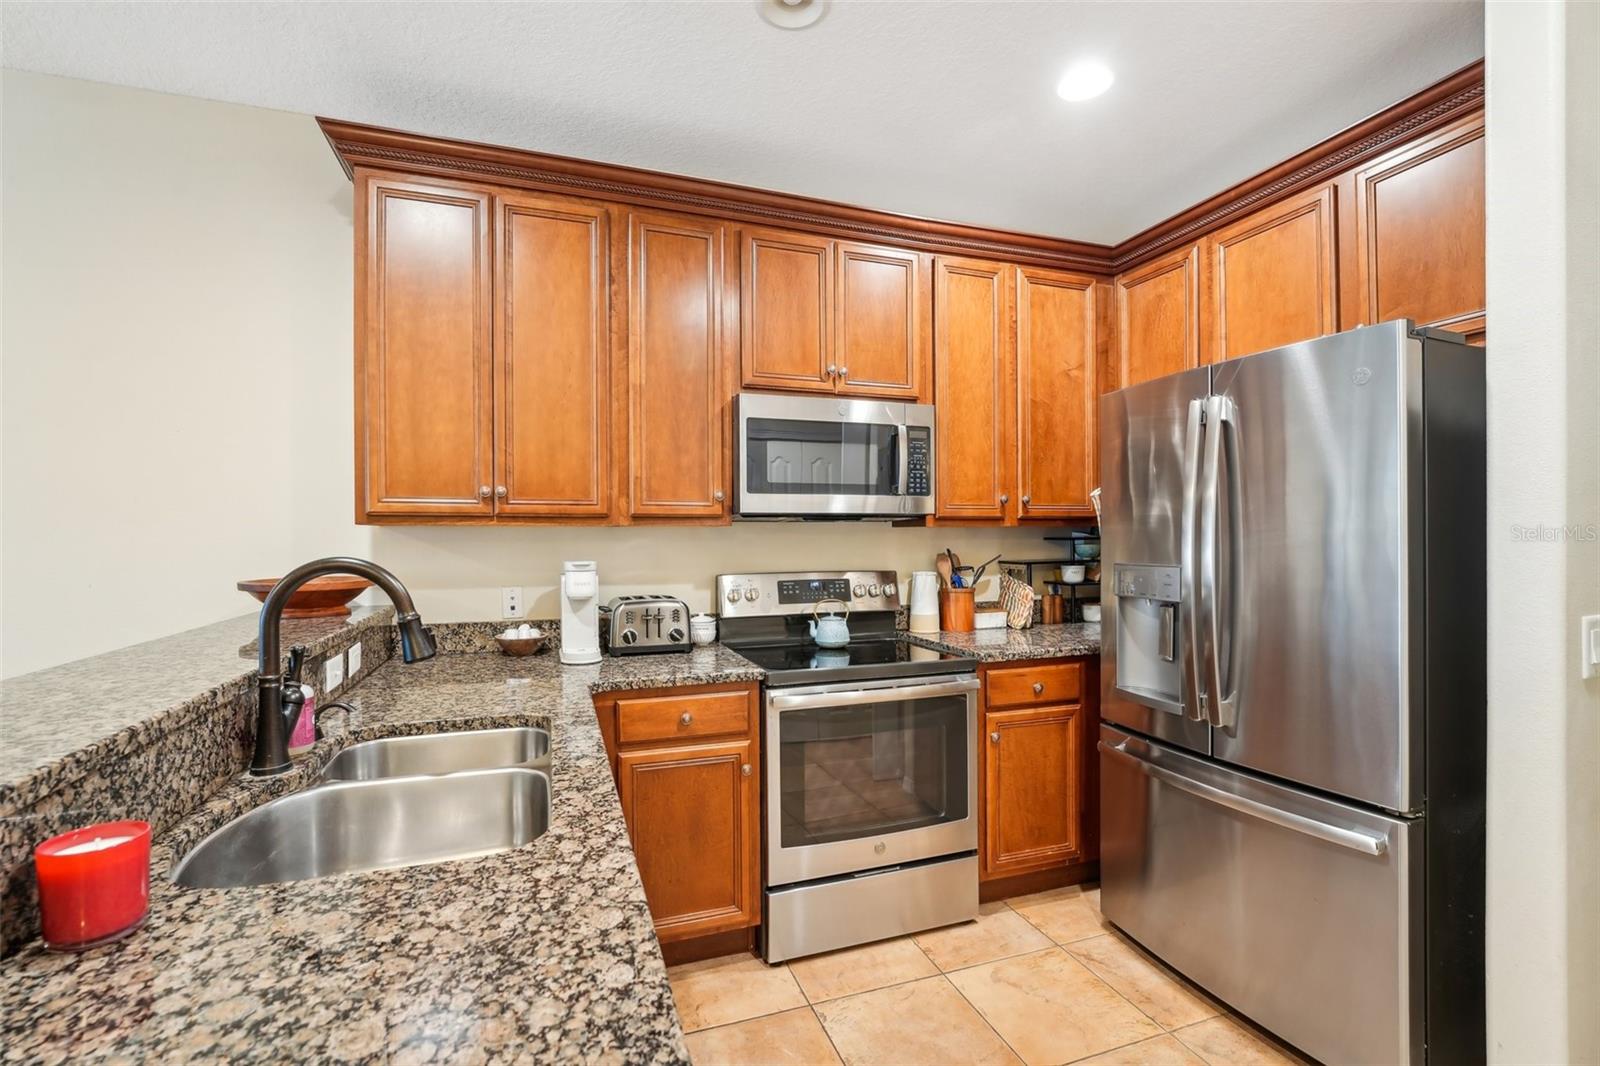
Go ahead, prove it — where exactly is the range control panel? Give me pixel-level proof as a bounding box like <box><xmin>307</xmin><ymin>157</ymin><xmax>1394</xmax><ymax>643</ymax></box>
<box><xmin>717</xmin><ymin>571</ymin><xmax>901</xmax><ymax>618</ymax></box>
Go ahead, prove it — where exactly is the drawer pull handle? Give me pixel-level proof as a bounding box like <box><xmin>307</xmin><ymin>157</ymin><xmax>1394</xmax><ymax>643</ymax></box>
<box><xmin>680</xmin><ymin>712</ymin><xmax>693</xmax><ymax>725</ymax></box>
<box><xmin>741</xmin><ymin>763</ymin><xmax>752</xmax><ymax>777</ymax></box>
<box><xmin>1033</xmin><ymin>682</ymin><xmax>1045</xmax><ymax>695</ymax></box>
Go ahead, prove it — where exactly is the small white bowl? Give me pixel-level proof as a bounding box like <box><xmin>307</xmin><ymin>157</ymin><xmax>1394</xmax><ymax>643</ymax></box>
<box><xmin>1061</xmin><ymin>565</ymin><xmax>1088</xmax><ymax>583</ymax></box>
<box><xmin>1081</xmin><ymin>604</ymin><xmax>1102</xmax><ymax>623</ymax></box>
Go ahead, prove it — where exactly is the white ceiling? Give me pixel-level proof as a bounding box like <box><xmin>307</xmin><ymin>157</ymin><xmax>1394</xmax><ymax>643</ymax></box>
<box><xmin>0</xmin><ymin>1</ymin><xmax>1483</xmax><ymax>244</ymax></box>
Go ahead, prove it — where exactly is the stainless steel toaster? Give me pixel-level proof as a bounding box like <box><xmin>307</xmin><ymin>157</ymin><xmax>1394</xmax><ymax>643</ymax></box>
<box><xmin>601</xmin><ymin>595</ymin><xmax>692</xmax><ymax>655</ymax></box>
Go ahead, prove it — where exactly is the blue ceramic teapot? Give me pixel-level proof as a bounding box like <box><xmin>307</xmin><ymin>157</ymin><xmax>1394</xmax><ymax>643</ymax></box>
<box><xmin>808</xmin><ymin>599</ymin><xmax>852</xmax><ymax>648</ymax></box>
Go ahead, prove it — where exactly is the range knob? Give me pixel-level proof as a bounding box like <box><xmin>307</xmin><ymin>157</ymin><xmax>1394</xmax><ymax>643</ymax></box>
<box><xmin>867</xmin><ymin>583</ymin><xmax>881</xmax><ymax>597</ymax></box>
<box><xmin>668</xmin><ymin>627</ymin><xmax>686</xmax><ymax>644</ymax></box>
<box><xmin>726</xmin><ymin>589</ymin><xmax>741</xmax><ymax>604</ymax></box>
<box><xmin>853</xmin><ymin>583</ymin><xmax>868</xmax><ymax>597</ymax></box>
<box><xmin>744</xmin><ymin>588</ymin><xmax>760</xmax><ymax>602</ymax></box>
<box><xmin>620</xmin><ymin>629</ymin><xmax>639</xmax><ymax>645</ymax></box>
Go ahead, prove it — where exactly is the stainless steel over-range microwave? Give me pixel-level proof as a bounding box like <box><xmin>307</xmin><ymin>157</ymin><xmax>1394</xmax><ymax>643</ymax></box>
<box><xmin>733</xmin><ymin>392</ymin><xmax>935</xmax><ymax>518</ymax></box>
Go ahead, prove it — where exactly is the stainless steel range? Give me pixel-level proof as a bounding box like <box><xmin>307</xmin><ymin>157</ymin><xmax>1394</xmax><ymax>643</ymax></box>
<box><xmin>717</xmin><ymin>570</ymin><xmax>980</xmax><ymax>963</ymax></box>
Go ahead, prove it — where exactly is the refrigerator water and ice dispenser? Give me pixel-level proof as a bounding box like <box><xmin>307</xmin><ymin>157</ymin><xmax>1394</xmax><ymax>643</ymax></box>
<box><xmin>1111</xmin><ymin>563</ymin><xmax>1182</xmax><ymax>713</ymax></box>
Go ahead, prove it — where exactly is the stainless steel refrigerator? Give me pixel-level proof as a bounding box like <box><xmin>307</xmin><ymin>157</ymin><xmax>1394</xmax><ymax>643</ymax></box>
<box><xmin>1097</xmin><ymin>321</ymin><xmax>1485</xmax><ymax>1065</ymax></box>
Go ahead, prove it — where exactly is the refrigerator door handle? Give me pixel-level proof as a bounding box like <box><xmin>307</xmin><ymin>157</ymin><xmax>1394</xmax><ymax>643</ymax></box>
<box><xmin>1098</xmin><ymin>740</ymin><xmax>1389</xmax><ymax>856</ymax></box>
<box><xmin>1180</xmin><ymin>397</ymin><xmax>1207</xmax><ymax>722</ymax></box>
<box><xmin>1200</xmin><ymin>395</ymin><xmax>1241</xmax><ymax>729</ymax></box>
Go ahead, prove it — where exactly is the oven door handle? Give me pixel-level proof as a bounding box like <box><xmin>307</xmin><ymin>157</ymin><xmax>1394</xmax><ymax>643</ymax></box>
<box><xmin>769</xmin><ymin>676</ymin><xmax>980</xmax><ymax>711</ymax></box>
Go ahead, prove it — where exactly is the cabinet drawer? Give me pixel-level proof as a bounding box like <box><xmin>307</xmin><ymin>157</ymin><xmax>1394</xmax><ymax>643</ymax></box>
<box><xmin>986</xmin><ymin>662</ymin><xmax>1083</xmax><ymax>709</ymax></box>
<box><xmin>616</xmin><ymin>690</ymin><xmax>751</xmax><ymax>745</ymax></box>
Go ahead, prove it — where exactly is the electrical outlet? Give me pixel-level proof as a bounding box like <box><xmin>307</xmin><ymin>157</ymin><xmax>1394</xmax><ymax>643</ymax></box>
<box><xmin>1582</xmin><ymin>614</ymin><xmax>1600</xmax><ymax>681</ymax></box>
<box><xmin>324</xmin><ymin>654</ymin><xmax>345</xmax><ymax>693</ymax></box>
<box><xmin>501</xmin><ymin>586</ymin><xmax>524</xmax><ymax>619</ymax></box>
<box><xmin>347</xmin><ymin>641</ymin><xmax>362</xmax><ymax>679</ymax></box>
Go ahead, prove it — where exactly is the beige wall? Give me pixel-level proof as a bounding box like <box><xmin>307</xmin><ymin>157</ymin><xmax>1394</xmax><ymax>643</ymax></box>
<box><xmin>0</xmin><ymin>70</ymin><xmax>1057</xmax><ymax>678</ymax></box>
<box><xmin>1483</xmin><ymin>2</ymin><xmax>1600</xmax><ymax>1062</ymax></box>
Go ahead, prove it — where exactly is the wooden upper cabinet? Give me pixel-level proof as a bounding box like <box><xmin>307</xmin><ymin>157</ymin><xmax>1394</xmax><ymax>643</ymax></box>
<box><xmin>741</xmin><ymin>228</ymin><xmax>834</xmax><ymax>393</ymax></box>
<box><xmin>358</xmin><ymin>174</ymin><xmax>493</xmax><ymax>517</ymax></box>
<box><xmin>1352</xmin><ymin>113</ymin><xmax>1486</xmax><ymax>341</ymax></box>
<box><xmin>1016</xmin><ymin>268</ymin><xmax>1098</xmax><ymax>519</ymax></box>
<box><xmin>1205</xmin><ymin>184</ymin><xmax>1338</xmax><ymax>363</ymax></box>
<box><xmin>934</xmin><ymin>256</ymin><xmax>1015</xmax><ymax>521</ymax></box>
<box><xmin>628</xmin><ymin>212</ymin><xmax>733</xmax><ymax>519</ymax></box>
<box><xmin>834</xmin><ymin>242</ymin><xmax>926</xmax><ymax>398</ymax></box>
<box><xmin>982</xmin><ymin>702</ymin><xmax>1083</xmax><ymax>880</ymax></box>
<box><xmin>494</xmin><ymin>195</ymin><xmax>611</xmax><ymax>517</ymax></box>
<box><xmin>1114</xmin><ymin>243</ymin><xmax>1201</xmax><ymax>390</ymax></box>
<box><xmin>741</xmin><ymin>228</ymin><xmax>927</xmax><ymax>399</ymax></box>
<box><xmin>616</xmin><ymin>738</ymin><xmax>760</xmax><ymax>941</ymax></box>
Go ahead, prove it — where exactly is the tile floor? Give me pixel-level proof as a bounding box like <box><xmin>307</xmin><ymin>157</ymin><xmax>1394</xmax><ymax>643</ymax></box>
<box><xmin>668</xmin><ymin>884</ymin><xmax>1314</xmax><ymax>1066</ymax></box>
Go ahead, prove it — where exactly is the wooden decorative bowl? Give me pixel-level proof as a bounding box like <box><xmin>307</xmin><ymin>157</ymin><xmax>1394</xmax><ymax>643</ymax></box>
<box><xmin>495</xmin><ymin>635</ymin><xmax>548</xmax><ymax>657</ymax></box>
<box><xmin>236</xmin><ymin>576</ymin><xmax>373</xmax><ymax>618</ymax></box>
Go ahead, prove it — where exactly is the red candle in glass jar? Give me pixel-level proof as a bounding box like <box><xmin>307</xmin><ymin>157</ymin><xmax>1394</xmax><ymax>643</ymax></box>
<box><xmin>34</xmin><ymin>820</ymin><xmax>151</xmax><ymax>951</ymax></box>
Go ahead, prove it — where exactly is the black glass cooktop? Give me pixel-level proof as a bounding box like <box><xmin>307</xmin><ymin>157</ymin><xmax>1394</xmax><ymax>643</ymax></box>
<box><xmin>727</xmin><ymin>638</ymin><xmax>976</xmax><ymax>687</ymax></box>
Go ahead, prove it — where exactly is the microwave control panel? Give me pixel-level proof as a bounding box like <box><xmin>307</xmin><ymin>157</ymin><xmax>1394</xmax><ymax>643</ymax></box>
<box><xmin>904</xmin><ymin>427</ymin><xmax>932</xmax><ymax>497</ymax></box>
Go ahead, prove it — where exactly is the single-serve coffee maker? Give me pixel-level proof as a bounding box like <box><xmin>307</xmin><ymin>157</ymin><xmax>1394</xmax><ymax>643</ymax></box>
<box><xmin>559</xmin><ymin>560</ymin><xmax>602</xmax><ymax>665</ymax></box>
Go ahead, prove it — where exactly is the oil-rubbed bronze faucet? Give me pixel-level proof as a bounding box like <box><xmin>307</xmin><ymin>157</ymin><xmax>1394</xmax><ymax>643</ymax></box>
<box><xmin>251</xmin><ymin>557</ymin><xmax>435</xmax><ymax>775</ymax></box>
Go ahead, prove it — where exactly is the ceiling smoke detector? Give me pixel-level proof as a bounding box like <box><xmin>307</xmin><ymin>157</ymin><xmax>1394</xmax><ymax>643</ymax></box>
<box><xmin>756</xmin><ymin>0</ymin><xmax>827</xmax><ymax>30</ymax></box>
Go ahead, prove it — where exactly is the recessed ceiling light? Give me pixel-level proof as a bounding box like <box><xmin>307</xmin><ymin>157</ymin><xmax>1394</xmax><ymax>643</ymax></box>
<box><xmin>1056</xmin><ymin>60</ymin><xmax>1115</xmax><ymax>102</ymax></box>
<box><xmin>757</xmin><ymin>0</ymin><xmax>827</xmax><ymax>30</ymax></box>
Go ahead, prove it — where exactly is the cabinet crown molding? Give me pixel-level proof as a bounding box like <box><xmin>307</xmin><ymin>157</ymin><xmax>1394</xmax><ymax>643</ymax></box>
<box><xmin>320</xmin><ymin>58</ymin><xmax>1481</xmax><ymax>280</ymax></box>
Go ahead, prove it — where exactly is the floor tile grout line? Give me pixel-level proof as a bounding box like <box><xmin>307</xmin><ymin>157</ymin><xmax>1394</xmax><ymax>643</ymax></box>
<box><xmin>936</xmin><ymin>968</ymin><xmax>1033</xmax><ymax>1066</ymax></box>
<box><xmin>807</xmin><ymin>1004</ymin><xmax>848</xmax><ymax>1066</ymax></box>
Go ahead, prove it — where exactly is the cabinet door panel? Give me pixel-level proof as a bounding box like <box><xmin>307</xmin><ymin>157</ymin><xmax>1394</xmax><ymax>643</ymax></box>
<box><xmin>835</xmin><ymin>242</ymin><xmax>923</xmax><ymax>398</ymax></box>
<box><xmin>359</xmin><ymin>176</ymin><xmax>493</xmax><ymax>516</ymax></box>
<box><xmin>495</xmin><ymin>195</ymin><xmax>610</xmax><ymax>516</ymax></box>
<box><xmin>982</xmin><ymin>703</ymin><xmax>1082</xmax><ymax>879</ymax></box>
<box><xmin>741</xmin><ymin>229</ymin><xmax>833</xmax><ymax>392</ymax></box>
<box><xmin>1207</xmin><ymin>185</ymin><xmax>1337</xmax><ymax>362</ymax></box>
<box><xmin>1017</xmin><ymin>268</ymin><xmax>1097</xmax><ymax>518</ymax></box>
<box><xmin>1114</xmin><ymin>244</ymin><xmax>1200</xmax><ymax>390</ymax></box>
<box><xmin>617</xmin><ymin>740</ymin><xmax>759</xmax><ymax>941</ymax></box>
<box><xmin>934</xmin><ymin>257</ymin><xmax>1014</xmax><ymax>521</ymax></box>
<box><xmin>628</xmin><ymin>212</ymin><xmax>732</xmax><ymax>518</ymax></box>
<box><xmin>1353</xmin><ymin>114</ymin><xmax>1485</xmax><ymax>337</ymax></box>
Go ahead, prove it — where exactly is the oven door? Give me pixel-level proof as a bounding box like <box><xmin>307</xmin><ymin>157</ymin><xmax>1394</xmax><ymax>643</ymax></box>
<box><xmin>736</xmin><ymin>393</ymin><xmax>935</xmax><ymax>517</ymax></box>
<box><xmin>765</xmin><ymin>674</ymin><xmax>979</xmax><ymax>886</ymax></box>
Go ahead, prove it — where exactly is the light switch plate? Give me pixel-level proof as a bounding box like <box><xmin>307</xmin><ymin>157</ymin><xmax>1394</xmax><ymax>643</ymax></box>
<box><xmin>347</xmin><ymin>641</ymin><xmax>362</xmax><ymax>679</ymax></box>
<box><xmin>1582</xmin><ymin>614</ymin><xmax>1600</xmax><ymax>680</ymax></box>
<box><xmin>501</xmin><ymin>586</ymin><xmax>524</xmax><ymax>619</ymax></box>
<box><xmin>324</xmin><ymin>653</ymin><xmax>345</xmax><ymax>692</ymax></box>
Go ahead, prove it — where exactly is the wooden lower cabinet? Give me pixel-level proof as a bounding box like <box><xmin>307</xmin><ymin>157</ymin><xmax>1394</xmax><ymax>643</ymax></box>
<box><xmin>596</xmin><ymin>683</ymin><xmax>760</xmax><ymax>942</ymax></box>
<box><xmin>616</xmin><ymin>740</ymin><xmax>759</xmax><ymax>941</ymax></box>
<box><xmin>979</xmin><ymin>658</ymin><xmax>1098</xmax><ymax>884</ymax></box>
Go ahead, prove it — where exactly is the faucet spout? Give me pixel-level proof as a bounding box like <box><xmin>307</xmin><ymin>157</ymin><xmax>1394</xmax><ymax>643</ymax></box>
<box><xmin>251</xmin><ymin>557</ymin><xmax>434</xmax><ymax>776</ymax></box>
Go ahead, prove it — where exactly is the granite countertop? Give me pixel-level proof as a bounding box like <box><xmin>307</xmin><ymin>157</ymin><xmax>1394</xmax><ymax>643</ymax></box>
<box><xmin>1</xmin><ymin>645</ymin><xmax>764</xmax><ymax>1064</ymax></box>
<box><xmin>907</xmin><ymin>622</ymin><xmax>1101</xmax><ymax>662</ymax></box>
<box><xmin>0</xmin><ymin>608</ymin><xmax>396</xmax><ymax>816</ymax></box>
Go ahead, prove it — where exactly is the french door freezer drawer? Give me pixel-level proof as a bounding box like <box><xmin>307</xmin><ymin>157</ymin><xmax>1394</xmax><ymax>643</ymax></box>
<box><xmin>1098</xmin><ymin>725</ymin><xmax>1423</xmax><ymax>1066</ymax></box>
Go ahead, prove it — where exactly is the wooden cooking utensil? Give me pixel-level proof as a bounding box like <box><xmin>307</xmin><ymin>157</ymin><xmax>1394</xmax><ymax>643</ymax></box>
<box><xmin>935</xmin><ymin>554</ymin><xmax>954</xmax><ymax>589</ymax></box>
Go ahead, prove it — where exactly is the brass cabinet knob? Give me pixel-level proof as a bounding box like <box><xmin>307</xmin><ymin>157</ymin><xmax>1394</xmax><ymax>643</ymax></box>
<box><xmin>478</xmin><ymin>486</ymin><xmax>491</xmax><ymax>499</ymax></box>
<box><xmin>1033</xmin><ymin>682</ymin><xmax>1045</xmax><ymax>695</ymax></box>
<box><xmin>714</xmin><ymin>490</ymin><xmax>726</xmax><ymax>502</ymax></box>
<box><xmin>741</xmin><ymin>763</ymin><xmax>753</xmax><ymax>777</ymax></box>
<box><xmin>495</xmin><ymin>486</ymin><xmax>507</xmax><ymax>499</ymax></box>
<box><xmin>680</xmin><ymin>712</ymin><xmax>693</xmax><ymax>725</ymax></box>
<box><xmin>990</xmin><ymin>731</ymin><xmax>1001</xmax><ymax>743</ymax></box>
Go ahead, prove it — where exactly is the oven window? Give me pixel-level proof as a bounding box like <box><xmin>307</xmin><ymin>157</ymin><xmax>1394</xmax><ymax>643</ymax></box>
<box><xmin>745</xmin><ymin>417</ymin><xmax>897</xmax><ymax>496</ymax></box>
<box><xmin>777</xmin><ymin>694</ymin><xmax>969</xmax><ymax>848</ymax></box>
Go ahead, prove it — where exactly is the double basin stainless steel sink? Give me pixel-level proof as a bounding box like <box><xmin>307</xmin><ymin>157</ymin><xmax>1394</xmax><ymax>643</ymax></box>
<box><xmin>172</xmin><ymin>727</ymin><xmax>551</xmax><ymax>889</ymax></box>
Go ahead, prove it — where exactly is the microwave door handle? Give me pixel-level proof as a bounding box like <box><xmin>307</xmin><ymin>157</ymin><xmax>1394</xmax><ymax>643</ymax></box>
<box><xmin>1180</xmin><ymin>397</ymin><xmax>1207</xmax><ymax>723</ymax></box>
<box><xmin>894</xmin><ymin>424</ymin><xmax>909</xmax><ymax>496</ymax></box>
<box><xmin>769</xmin><ymin>676</ymin><xmax>980</xmax><ymax>712</ymax></box>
